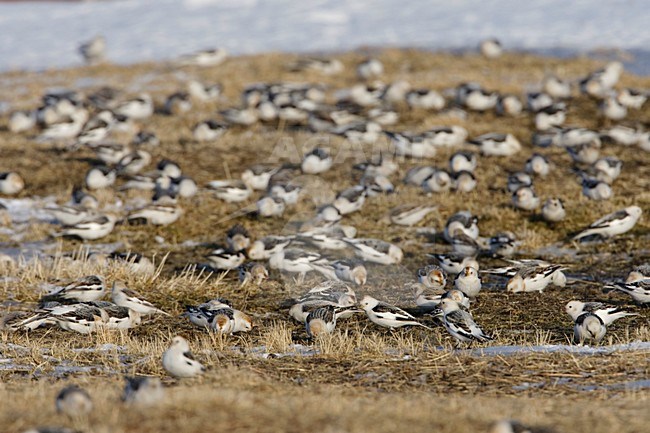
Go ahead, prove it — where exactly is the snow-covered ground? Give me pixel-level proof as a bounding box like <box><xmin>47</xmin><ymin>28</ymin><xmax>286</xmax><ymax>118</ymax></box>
<box><xmin>1</xmin><ymin>0</ymin><xmax>649</xmax><ymax>72</ymax></box>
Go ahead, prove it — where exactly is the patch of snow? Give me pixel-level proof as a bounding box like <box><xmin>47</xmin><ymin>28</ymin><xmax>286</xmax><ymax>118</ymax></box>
<box><xmin>0</xmin><ymin>0</ymin><xmax>649</xmax><ymax>72</ymax></box>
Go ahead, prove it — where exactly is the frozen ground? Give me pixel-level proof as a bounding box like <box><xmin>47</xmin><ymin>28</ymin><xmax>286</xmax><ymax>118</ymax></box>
<box><xmin>1</xmin><ymin>0</ymin><xmax>650</xmax><ymax>72</ymax></box>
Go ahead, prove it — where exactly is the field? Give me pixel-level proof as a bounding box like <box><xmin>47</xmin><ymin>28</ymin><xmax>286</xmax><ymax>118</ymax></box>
<box><xmin>0</xmin><ymin>49</ymin><xmax>649</xmax><ymax>433</ymax></box>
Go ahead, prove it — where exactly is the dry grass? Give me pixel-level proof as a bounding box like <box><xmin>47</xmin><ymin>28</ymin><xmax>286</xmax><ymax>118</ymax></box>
<box><xmin>0</xmin><ymin>48</ymin><xmax>649</xmax><ymax>432</ymax></box>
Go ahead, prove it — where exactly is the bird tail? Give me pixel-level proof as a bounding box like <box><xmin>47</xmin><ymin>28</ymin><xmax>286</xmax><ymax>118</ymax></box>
<box><xmin>602</xmin><ymin>309</ymin><xmax>637</xmax><ymax>326</ymax></box>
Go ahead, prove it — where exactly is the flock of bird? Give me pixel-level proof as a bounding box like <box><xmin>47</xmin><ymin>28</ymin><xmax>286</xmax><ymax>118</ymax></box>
<box><xmin>0</xmin><ymin>36</ymin><xmax>648</xmax><ymax>433</ymax></box>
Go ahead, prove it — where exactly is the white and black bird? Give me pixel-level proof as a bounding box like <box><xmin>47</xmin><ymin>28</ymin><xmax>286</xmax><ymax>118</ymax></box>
<box><xmin>344</xmin><ymin>238</ymin><xmax>403</xmax><ymax>265</ymax></box>
<box><xmin>573</xmin><ymin>312</ymin><xmax>606</xmax><ymax>345</ymax></box>
<box><xmin>626</xmin><ymin>264</ymin><xmax>650</xmax><ymax>283</ymax></box>
<box><xmin>525</xmin><ymin>154</ymin><xmax>551</xmax><ymax>177</ymax></box>
<box><xmin>40</xmin><ymin>275</ymin><xmax>106</xmax><ymax>305</ymax></box>
<box><xmin>127</xmin><ymin>196</ymin><xmax>182</xmax><ymax>226</ymax></box>
<box><xmin>542</xmin><ymin>198</ymin><xmax>566</xmax><ymax>223</ymax></box>
<box><xmin>162</xmin><ymin>336</ymin><xmax>206</xmax><ymax>378</ymax></box>
<box><xmin>433</xmin><ymin>298</ymin><xmax>492</xmax><ymax>344</ymax></box>
<box><xmin>122</xmin><ymin>376</ymin><xmax>165</xmax><ymax>407</ymax></box>
<box><xmin>56</xmin><ymin>214</ymin><xmax>117</xmax><ymax>240</ymax></box>
<box><xmin>565</xmin><ymin>300</ymin><xmax>636</xmax><ymax>326</ymax></box>
<box><xmin>383</xmin><ymin>204</ymin><xmax>436</xmax><ymax>227</ymax></box>
<box><xmin>305</xmin><ymin>305</ymin><xmax>337</xmax><ymax>338</ymax></box>
<box><xmin>85</xmin><ymin>166</ymin><xmax>116</xmax><ymax>190</ymax></box>
<box><xmin>111</xmin><ymin>281</ymin><xmax>168</xmax><ymax>316</ymax></box>
<box><xmin>332</xmin><ymin>259</ymin><xmax>367</xmax><ymax>286</ymax></box>
<box><xmin>0</xmin><ymin>172</ymin><xmax>25</xmax><ymax>195</ymax></box>
<box><xmin>206</xmin><ymin>248</ymin><xmax>245</xmax><ymax>270</ymax></box>
<box><xmin>606</xmin><ymin>280</ymin><xmax>650</xmax><ymax>304</ymax></box>
<box><xmin>79</xmin><ymin>35</ymin><xmax>106</xmax><ymax>64</ymax></box>
<box><xmin>506</xmin><ymin>264</ymin><xmax>566</xmax><ymax>293</ymax></box>
<box><xmin>359</xmin><ymin>295</ymin><xmax>430</xmax><ymax>330</ymax></box>
<box><xmin>333</xmin><ymin>185</ymin><xmax>366</xmax><ymax>215</ymax></box>
<box><xmin>470</xmin><ymin>133</ymin><xmax>521</xmax><ymax>156</ymax></box>
<box><xmin>417</xmin><ymin>264</ymin><xmax>447</xmax><ymax>290</ymax></box>
<box><xmin>238</xmin><ymin>262</ymin><xmax>269</xmax><ymax>286</ymax></box>
<box><xmin>454</xmin><ymin>266</ymin><xmax>481</xmax><ymax>298</ymax></box>
<box><xmin>226</xmin><ymin>224</ymin><xmax>251</xmax><ymax>253</ymax></box>
<box><xmin>193</xmin><ymin>120</ymin><xmax>228</xmax><ymax>141</ymax></box>
<box><xmin>301</xmin><ymin>148</ymin><xmax>332</xmax><ymax>174</ymax></box>
<box><xmin>512</xmin><ymin>186</ymin><xmax>540</xmax><ymax>211</ymax></box>
<box><xmin>427</xmin><ymin>253</ymin><xmax>479</xmax><ymax>275</ymax></box>
<box><xmin>572</xmin><ymin>206</ymin><xmax>642</xmax><ymax>242</ymax></box>
<box><xmin>444</xmin><ymin>211</ymin><xmax>479</xmax><ymax>242</ymax></box>
<box><xmin>479</xmin><ymin>38</ymin><xmax>502</xmax><ymax>58</ymax></box>
<box><xmin>55</xmin><ymin>385</ymin><xmax>93</xmax><ymax>417</ymax></box>
<box><xmin>207</xmin><ymin>180</ymin><xmax>252</xmax><ymax>203</ymax></box>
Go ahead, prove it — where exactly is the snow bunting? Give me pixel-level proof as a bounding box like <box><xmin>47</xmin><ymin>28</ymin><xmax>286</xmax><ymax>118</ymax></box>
<box><xmin>600</xmin><ymin>96</ymin><xmax>627</xmax><ymax>120</ymax></box>
<box><xmin>79</xmin><ymin>35</ymin><xmax>106</xmax><ymax>64</ymax></box>
<box><xmin>593</xmin><ymin>156</ymin><xmax>622</xmax><ymax>183</ymax></box>
<box><xmin>626</xmin><ymin>264</ymin><xmax>650</xmax><ymax>283</ymax></box>
<box><xmin>572</xmin><ymin>206</ymin><xmax>642</xmax><ymax>241</ymax></box>
<box><xmin>333</xmin><ymin>185</ymin><xmax>366</xmax><ymax>215</ymax></box>
<box><xmin>606</xmin><ymin>280</ymin><xmax>650</xmax><ymax>304</ymax></box>
<box><xmin>387</xmin><ymin>131</ymin><xmax>437</xmax><ymax>159</ymax></box>
<box><xmin>162</xmin><ymin>336</ymin><xmax>206</xmax><ymax>378</ymax></box>
<box><xmin>207</xmin><ymin>180</ymin><xmax>252</xmax><ymax>203</ymax></box>
<box><xmin>108</xmin><ymin>252</ymin><xmax>155</xmax><ymax>276</ymax></box>
<box><xmin>512</xmin><ymin>186</ymin><xmax>540</xmax><ymax>211</ymax></box>
<box><xmin>40</xmin><ymin>275</ymin><xmax>106</xmax><ymax>305</ymax></box>
<box><xmin>359</xmin><ymin>295</ymin><xmax>430</xmax><ymax>330</ymax></box>
<box><xmin>427</xmin><ymin>253</ymin><xmax>479</xmax><ymax>275</ymax></box>
<box><xmin>581</xmin><ymin>177</ymin><xmax>612</xmax><ymax>201</ymax></box>
<box><xmin>193</xmin><ymin>120</ymin><xmax>228</xmax><ymax>141</ymax></box>
<box><xmin>187</xmin><ymin>80</ymin><xmax>222</xmax><ymax>102</ymax></box>
<box><xmin>226</xmin><ymin>224</ymin><xmax>251</xmax><ymax>252</ymax></box>
<box><xmin>305</xmin><ymin>305</ymin><xmax>337</xmax><ymax>337</ymax></box>
<box><xmin>85</xmin><ymin>166</ymin><xmax>116</xmax><ymax>190</ymax></box>
<box><xmin>117</xmin><ymin>150</ymin><xmax>151</xmax><ymax>175</ymax></box>
<box><xmin>525</xmin><ymin>154</ymin><xmax>551</xmax><ymax>177</ymax></box>
<box><xmin>344</xmin><ymin>238</ymin><xmax>403</xmax><ymax>265</ymax></box>
<box><xmin>506</xmin><ymin>264</ymin><xmax>566</xmax><ymax>293</ymax></box>
<box><xmin>449</xmin><ymin>151</ymin><xmax>477</xmax><ymax>174</ymax></box>
<box><xmin>301</xmin><ymin>147</ymin><xmax>332</xmax><ymax>174</ymax></box>
<box><xmin>0</xmin><ymin>172</ymin><xmax>25</xmax><ymax>195</ymax></box>
<box><xmin>421</xmin><ymin>169</ymin><xmax>452</xmax><ymax>193</ymax></box>
<box><xmin>98</xmin><ymin>302</ymin><xmax>142</xmax><ymax>330</ymax></box>
<box><xmin>411</xmin><ymin>282</ymin><xmax>445</xmax><ymax>309</ymax></box>
<box><xmin>184</xmin><ymin>299</ymin><xmax>232</xmax><ymax>329</ymax></box>
<box><xmin>114</xmin><ymin>94</ymin><xmax>153</xmax><ymax>120</ymax></box>
<box><xmin>444</xmin><ymin>211</ymin><xmax>479</xmax><ymax>242</ymax></box>
<box><xmin>56</xmin><ymin>385</ymin><xmax>93</xmax><ymax>417</ymax></box>
<box><xmin>417</xmin><ymin>264</ymin><xmax>447</xmax><ymax>290</ymax></box>
<box><xmin>617</xmin><ymin>88</ymin><xmax>647</xmax><ymax>109</ymax></box>
<box><xmin>470</xmin><ymin>133</ymin><xmax>521</xmax><ymax>156</ymax></box>
<box><xmin>542</xmin><ymin>198</ymin><xmax>566</xmax><ymax>223</ymax></box>
<box><xmin>487</xmin><ymin>232</ymin><xmax>517</xmax><ymax>257</ymax></box>
<box><xmin>248</xmin><ymin>235</ymin><xmax>292</xmax><ymax>260</ymax></box>
<box><xmin>163</xmin><ymin>92</ymin><xmax>191</xmax><ymax>115</ymax></box>
<box><xmin>46</xmin><ymin>204</ymin><xmax>96</xmax><ymax>226</ymax></box>
<box><xmin>457</xmin><ymin>83</ymin><xmax>498</xmax><ymax>111</ymax></box>
<box><xmin>356</xmin><ymin>58</ymin><xmax>384</xmax><ymax>80</ymax></box>
<box><xmin>180</xmin><ymin>48</ymin><xmax>228</xmax><ymax>67</ymax></box>
<box><xmin>479</xmin><ymin>38</ymin><xmax>502</xmax><ymax>58</ymax></box>
<box><xmin>269</xmin><ymin>248</ymin><xmax>323</xmax><ymax>280</ymax></box>
<box><xmin>404</xmin><ymin>166</ymin><xmax>435</xmax><ymax>186</ymax></box>
<box><xmin>127</xmin><ymin>196</ymin><xmax>182</xmax><ymax>226</ymax></box>
<box><xmin>383</xmin><ymin>204</ymin><xmax>436</xmax><ymax>226</ymax></box>
<box><xmin>332</xmin><ymin>259</ymin><xmax>367</xmax><ymax>286</ymax></box>
<box><xmin>435</xmin><ymin>298</ymin><xmax>492</xmax><ymax>343</ymax></box>
<box><xmin>241</xmin><ymin>165</ymin><xmax>278</xmax><ymax>191</ymax></box>
<box><xmin>452</xmin><ymin>170</ymin><xmax>477</xmax><ymax>192</ymax></box>
<box><xmin>111</xmin><ymin>281</ymin><xmax>168</xmax><ymax>316</ymax></box>
<box><xmin>543</xmin><ymin>74</ymin><xmax>572</xmax><ymax>99</ymax></box>
<box><xmin>566</xmin><ymin>141</ymin><xmax>600</xmax><ymax>165</ymax></box>
<box><xmin>57</xmin><ymin>214</ymin><xmax>117</xmax><ymax>240</ymax></box>
<box><xmin>507</xmin><ymin>172</ymin><xmax>533</xmax><ymax>193</ymax></box>
<box><xmin>489</xmin><ymin>419</ymin><xmax>555</xmax><ymax>433</ymax></box>
<box><xmin>257</xmin><ymin>195</ymin><xmax>286</xmax><ymax>217</ymax></box>
<box><xmin>122</xmin><ymin>376</ymin><xmax>165</xmax><ymax>407</ymax></box>
<box><xmin>496</xmin><ymin>94</ymin><xmax>523</xmax><ymax>116</ymax></box>
<box><xmin>565</xmin><ymin>300</ymin><xmax>636</xmax><ymax>326</ymax></box>
<box><xmin>454</xmin><ymin>266</ymin><xmax>481</xmax><ymax>298</ymax></box>
<box><xmin>449</xmin><ymin>232</ymin><xmax>481</xmax><ymax>258</ymax></box>
<box><xmin>238</xmin><ymin>262</ymin><xmax>269</xmax><ymax>286</ymax></box>
<box><xmin>406</xmin><ymin>88</ymin><xmax>445</xmax><ymax>110</ymax></box>
<box><xmin>206</xmin><ymin>248</ymin><xmax>245</xmax><ymax>270</ymax></box>
<box><xmin>573</xmin><ymin>312</ymin><xmax>606</xmax><ymax>344</ymax></box>
<box><xmin>535</xmin><ymin>104</ymin><xmax>566</xmax><ymax>131</ymax></box>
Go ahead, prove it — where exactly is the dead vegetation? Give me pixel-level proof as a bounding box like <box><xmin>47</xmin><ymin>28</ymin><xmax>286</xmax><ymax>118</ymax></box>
<box><xmin>0</xmin><ymin>48</ymin><xmax>649</xmax><ymax>432</ymax></box>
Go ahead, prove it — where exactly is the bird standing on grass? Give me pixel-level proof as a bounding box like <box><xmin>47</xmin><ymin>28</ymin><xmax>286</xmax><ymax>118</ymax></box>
<box><xmin>162</xmin><ymin>336</ymin><xmax>206</xmax><ymax>378</ymax></box>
